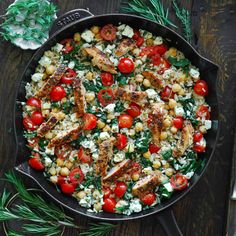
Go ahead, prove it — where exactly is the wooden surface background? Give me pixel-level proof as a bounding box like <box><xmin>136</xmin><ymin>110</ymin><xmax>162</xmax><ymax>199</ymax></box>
<box><xmin>0</xmin><ymin>0</ymin><xmax>236</xmax><ymax>235</ymax></box>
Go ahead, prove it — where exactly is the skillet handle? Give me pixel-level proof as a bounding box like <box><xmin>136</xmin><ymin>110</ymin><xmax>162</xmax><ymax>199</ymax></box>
<box><xmin>50</xmin><ymin>9</ymin><xmax>94</xmax><ymax>36</ymax></box>
<box><xmin>156</xmin><ymin>208</ymin><xmax>183</xmax><ymax>236</ymax></box>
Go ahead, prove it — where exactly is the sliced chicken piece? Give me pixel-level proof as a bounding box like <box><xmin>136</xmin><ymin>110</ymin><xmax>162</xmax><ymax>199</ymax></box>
<box><xmin>102</xmin><ymin>159</ymin><xmax>132</xmax><ymax>183</ymax></box>
<box><xmin>35</xmin><ymin>64</ymin><xmax>66</xmax><ymax>98</ymax></box>
<box><xmin>132</xmin><ymin>172</ymin><xmax>161</xmax><ymax>198</ymax></box>
<box><xmin>173</xmin><ymin>120</ymin><xmax>194</xmax><ymax>157</ymax></box>
<box><xmin>73</xmin><ymin>77</ymin><xmax>86</xmax><ymax>117</ymax></box>
<box><xmin>115</xmin><ymin>38</ymin><xmax>136</xmax><ymax>57</ymax></box>
<box><xmin>55</xmin><ymin>144</ymin><xmax>73</xmax><ymax>160</ymax></box>
<box><xmin>37</xmin><ymin>112</ymin><xmax>65</xmax><ymax>138</ymax></box>
<box><xmin>142</xmin><ymin>71</ymin><xmax>163</xmax><ymax>89</ymax></box>
<box><xmin>48</xmin><ymin>125</ymin><xmax>82</xmax><ymax>148</ymax></box>
<box><xmin>95</xmin><ymin>137</ymin><xmax>116</xmax><ymax>177</ymax></box>
<box><xmin>84</xmin><ymin>47</ymin><xmax>117</xmax><ymax>74</ymax></box>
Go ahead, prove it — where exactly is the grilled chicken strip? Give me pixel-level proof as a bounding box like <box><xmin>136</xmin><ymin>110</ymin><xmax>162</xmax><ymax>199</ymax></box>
<box><xmin>142</xmin><ymin>71</ymin><xmax>163</xmax><ymax>89</ymax></box>
<box><xmin>73</xmin><ymin>77</ymin><xmax>86</xmax><ymax>117</ymax></box>
<box><xmin>37</xmin><ymin>112</ymin><xmax>65</xmax><ymax>138</ymax></box>
<box><xmin>173</xmin><ymin>120</ymin><xmax>194</xmax><ymax>157</ymax></box>
<box><xmin>95</xmin><ymin>137</ymin><xmax>116</xmax><ymax>177</ymax></box>
<box><xmin>132</xmin><ymin>172</ymin><xmax>161</xmax><ymax>198</ymax></box>
<box><xmin>35</xmin><ymin>64</ymin><xmax>66</xmax><ymax>98</ymax></box>
<box><xmin>102</xmin><ymin>159</ymin><xmax>132</xmax><ymax>183</ymax></box>
<box><xmin>115</xmin><ymin>38</ymin><xmax>136</xmax><ymax>57</ymax></box>
<box><xmin>84</xmin><ymin>47</ymin><xmax>117</xmax><ymax>74</ymax></box>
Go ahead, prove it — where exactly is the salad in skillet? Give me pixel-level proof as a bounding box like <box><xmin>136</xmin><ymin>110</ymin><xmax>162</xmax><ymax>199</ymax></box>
<box><xmin>22</xmin><ymin>23</ymin><xmax>211</xmax><ymax>215</ymax></box>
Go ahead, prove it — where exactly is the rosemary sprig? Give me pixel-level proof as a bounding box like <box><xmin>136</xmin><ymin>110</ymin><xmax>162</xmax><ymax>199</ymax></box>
<box><xmin>80</xmin><ymin>223</ymin><xmax>117</xmax><ymax>236</ymax></box>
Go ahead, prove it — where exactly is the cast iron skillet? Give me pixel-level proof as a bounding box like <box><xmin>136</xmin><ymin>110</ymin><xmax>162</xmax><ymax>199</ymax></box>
<box><xmin>13</xmin><ymin>9</ymin><xmax>220</xmax><ymax>236</ymax></box>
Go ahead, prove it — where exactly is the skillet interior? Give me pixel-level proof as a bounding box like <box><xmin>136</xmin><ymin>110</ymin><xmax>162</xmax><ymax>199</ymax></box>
<box><xmin>14</xmin><ymin>14</ymin><xmax>219</xmax><ymax>220</ymax></box>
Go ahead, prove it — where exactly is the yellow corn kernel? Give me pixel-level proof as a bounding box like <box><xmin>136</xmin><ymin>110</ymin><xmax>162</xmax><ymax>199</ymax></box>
<box><xmin>45</xmin><ymin>132</ymin><xmax>53</xmax><ymax>139</ymax></box>
<box><xmin>61</xmin><ymin>97</ymin><xmax>67</xmax><ymax>103</ymax></box>
<box><xmin>95</xmin><ymin>33</ymin><xmax>102</xmax><ymax>41</ymax></box>
<box><xmin>143</xmin><ymin>79</ymin><xmax>151</xmax><ymax>87</ymax></box>
<box><xmin>60</xmin><ymin>167</ymin><xmax>70</xmax><ymax>177</ymax></box>
<box><xmin>152</xmin><ymin>160</ymin><xmax>161</xmax><ymax>169</ymax></box>
<box><xmin>91</xmin><ymin>26</ymin><xmax>100</xmax><ymax>34</ymax></box>
<box><xmin>85</xmin><ymin>92</ymin><xmax>95</xmax><ymax>102</ymax></box>
<box><xmin>97</xmin><ymin>120</ymin><xmax>105</xmax><ymax>129</ymax></box>
<box><xmin>169</xmin><ymin>110</ymin><xmax>175</xmax><ymax>116</ymax></box>
<box><xmin>77</xmin><ymin>191</ymin><xmax>86</xmax><ymax>199</ymax></box>
<box><xmin>86</xmin><ymin>71</ymin><xmax>94</xmax><ymax>80</ymax></box>
<box><xmin>165</xmin><ymin>168</ymin><xmax>174</xmax><ymax>177</ymax></box>
<box><xmin>178</xmin><ymin>89</ymin><xmax>185</xmax><ymax>96</ymax></box>
<box><xmin>73</xmin><ymin>33</ymin><xmax>81</xmax><ymax>42</ymax></box>
<box><xmin>169</xmin><ymin>47</ymin><xmax>177</xmax><ymax>57</ymax></box>
<box><xmin>172</xmin><ymin>83</ymin><xmax>182</xmax><ymax>93</ymax></box>
<box><xmin>143</xmin><ymin>151</ymin><xmax>151</xmax><ymax>159</ymax></box>
<box><xmin>131</xmin><ymin>173</ymin><xmax>140</xmax><ymax>181</ymax></box>
<box><xmin>163</xmin><ymin>118</ymin><xmax>172</xmax><ymax>128</ymax></box>
<box><xmin>163</xmin><ymin>163</ymin><xmax>170</xmax><ymax>169</ymax></box>
<box><xmin>160</xmin><ymin>131</ymin><xmax>168</xmax><ymax>140</ymax></box>
<box><xmin>52</xmin><ymin>108</ymin><xmax>59</xmax><ymax>113</ymax></box>
<box><xmin>65</xmin><ymin>161</ymin><xmax>73</xmax><ymax>169</ymax></box>
<box><xmin>56</xmin><ymin>158</ymin><xmax>64</xmax><ymax>167</ymax></box>
<box><xmin>146</xmin><ymin>38</ymin><xmax>154</xmax><ymax>46</ymax></box>
<box><xmin>107</xmin><ymin>113</ymin><xmax>115</xmax><ymax>119</ymax></box>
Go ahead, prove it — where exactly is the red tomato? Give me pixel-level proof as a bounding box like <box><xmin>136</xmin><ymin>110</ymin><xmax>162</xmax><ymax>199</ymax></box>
<box><xmin>140</xmin><ymin>45</ymin><xmax>168</xmax><ymax>57</ymax></box>
<box><xmin>193</xmin><ymin>132</ymin><xmax>203</xmax><ymax>143</ymax></box>
<box><xmin>118</xmin><ymin>114</ymin><xmax>133</xmax><ymax>128</ymax></box>
<box><xmin>114</xmin><ymin>182</ymin><xmax>127</xmax><ymax>198</ymax></box>
<box><xmin>26</xmin><ymin>97</ymin><xmax>41</xmax><ymax>108</ymax></box>
<box><xmin>100</xmin><ymin>24</ymin><xmax>117</xmax><ymax>41</ymax></box>
<box><xmin>57</xmin><ymin>175</ymin><xmax>66</xmax><ymax>185</ymax></box>
<box><xmin>61</xmin><ymin>183</ymin><xmax>75</xmax><ymax>195</ymax></box>
<box><xmin>50</xmin><ymin>86</ymin><xmax>66</xmax><ymax>101</ymax></box>
<box><xmin>101</xmin><ymin>72</ymin><xmax>114</xmax><ymax>86</ymax></box>
<box><xmin>160</xmin><ymin>86</ymin><xmax>174</xmax><ymax>101</ymax></box>
<box><xmin>69</xmin><ymin>168</ymin><xmax>84</xmax><ymax>185</ymax></box>
<box><xmin>102</xmin><ymin>198</ymin><xmax>117</xmax><ymax>213</ymax></box>
<box><xmin>103</xmin><ymin>187</ymin><xmax>112</xmax><ymax>198</ymax></box>
<box><xmin>31</xmin><ymin>111</ymin><xmax>44</xmax><ymax>125</ymax></box>
<box><xmin>118</xmin><ymin>58</ymin><xmax>135</xmax><ymax>74</ymax></box>
<box><xmin>173</xmin><ymin>117</ymin><xmax>184</xmax><ymax>129</ymax></box>
<box><xmin>129</xmin><ymin>162</ymin><xmax>142</xmax><ymax>175</ymax></box>
<box><xmin>61</xmin><ymin>68</ymin><xmax>76</xmax><ymax>84</ymax></box>
<box><xmin>97</xmin><ymin>89</ymin><xmax>114</xmax><ymax>106</ymax></box>
<box><xmin>83</xmin><ymin>113</ymin><xmax>97</xmax><ymax>130</ymax></box>
<box><xmin>132</xmin><ymin>30</ymin><xmax>140</xmax><ymax>40</ymax></box>
<box><xmin>116</xmin><ymin>133</ymin><xmax>127</xmax><ymax>150</ymax></box>
<box><xmin>55</xmin><ymin>145</ymin><xmax>72</xmax><ymax>160</ymax></box>
<box><xmin>196</xmin><ymin>105</ymin><xmax>210</xmax><ymax>120</ymax></box>
<box><xmin>170</xmin><ymin>174</ymin><xmax>188</xmax><ymax>190</ymax></box>
<box><xmin>136</xmin><ymin>37</ymin><xmax>144</xmax><ymax>46</ymax></box>
<box><xmin>60</xmin><ymin>39</ymin><xmax>74</xmax><ymax>54</ymax></box>
<box><xmin>23</xmin><ymin>116</ymin><xmax>37</xmax><ymax>131</ymax></box>
<box><xmin>151</xmin><ymin>54</ymin><xmax>161</xmax><ymax>66</ymax></box>
<box><xmin>28</xmin><ymin>157</ymin><xmax>44</xmax><ymax>170</ymax></box>
<box><xmin>149</xmin><ymin>143</ymin><xmax>161</xmax><ymax>154</ymax></box>
<box><xmin>141</xmin><ymin>193</ymin><xmax>156</xmax><ymax>205</ymax></box>
<box><xmin>78</xmin><ymin>147</ymin><xmax>92</xmax><ymax>163</ymax></box>
<box><xmin>163</xmin><ymin>58</ymin><xmax>171</xmax><ymax>69</ymax></box>
<box><xmin>193</xmin><ymin>143</ymin><xmax>206</xmax><ymax>152</ymax></box>
<box><xmin>194</xmin><ymin>80</ymin><xmax>208</xmax><ymax>96</ymax></box>
<box><xmin>127</xmin><ymin>102</ymin><xmax>141</xmax><ymax>118</ymax></box>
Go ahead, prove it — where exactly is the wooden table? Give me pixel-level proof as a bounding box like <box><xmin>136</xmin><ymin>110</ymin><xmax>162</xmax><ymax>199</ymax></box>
<box><xmin>0</xmin><ymin>0</ymin><xmax>236</xmax><ymax>235</ymax></box>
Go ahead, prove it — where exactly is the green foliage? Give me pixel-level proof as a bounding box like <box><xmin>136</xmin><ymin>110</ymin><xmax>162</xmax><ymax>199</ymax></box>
<box><xmin>168</xmin><ymin>56</ymin><xmax>190</xmax><ymax>67</ymax></box>
<box><xmin>135</xmin><ymin>130</ymin><xmax>151</xmax><ymax>153</ymax></box>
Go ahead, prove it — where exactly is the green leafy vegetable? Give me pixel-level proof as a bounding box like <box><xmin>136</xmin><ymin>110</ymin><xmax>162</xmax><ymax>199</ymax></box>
<box><xmin>168</xmin><ymin>56</ymin><xmax>190</xmax><ymax>67</ymax></box>
<box><xmin>161</xmin><ymin>149</ymin><xmax>172</xmax><ymax>160</ymax></box>
<box><xmin>82</xmin><ymin>175</ymin><xmax>102</xmax><ymax>190</ymax></box>
<box><xmin>140</xmin><ymin>157</ymin><xmax>153</xmax><ymax>168</ymax></box>
<box><xmin>135</xmin><ymin>130</ymin><xmax>151</xmax><ymax>153</ymax></box>
<box><xmin>23</xmin><ymin>131</ymin><xmax>37</xmax><ymax>139</ymax></box>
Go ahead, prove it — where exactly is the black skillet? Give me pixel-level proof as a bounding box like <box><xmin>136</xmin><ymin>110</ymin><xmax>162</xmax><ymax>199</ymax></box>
<box><xmin>13</xmin><ymin>9</ymin><xmax>220</xmax><ymax>236</ymax></box>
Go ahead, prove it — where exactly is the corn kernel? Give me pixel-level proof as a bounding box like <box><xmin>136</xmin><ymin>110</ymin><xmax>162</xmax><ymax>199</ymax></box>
<box><xmin>56</xmin><ymin>158</ymin><xmax>64</xmax><ymax>167</ymax></box>
<box><xmin>85</xmin><ymin>92</ymin><xmax>95</xmax><ymax>102</ymax></box>
<box><xmin>169</xmin><ymin>110</ymin><xmax>175</xmax><ymax>116</ymax></box>
<box><xmin>169</xmin><ymin>99</ymin><xmax>177</xmax><ymax>109</ymax></box>
<box><xmin>143</xmin><ymin>151</ymin><xmax>151</xmax><ymax>159</ymax></box>
<box><xmin>93</xmin><ymin>190</ymin><xmax>100</xmax><ymax>199</ymax></box>
<box><xmin>91</xmin><ymin>26</ymin><xmax>100</xmax><ymax>34</ymax></box>
<box><xmin>160</xmin><ymin>131</ymin><xmax>168</xmax><ymax>140</ymax></box>
<box><xmin>61</xmin><ymin>97</ymin><xmax>67</xmax><ymax>103</ymax></box>
<box><xmin>86</xmin><ymin>71</ymin><xmax>94</xmax><ymax>80</ymax></box>
<box><xmin>163</xmin><ymin>118</ymin><xmax>172</xmax><ymax>128</ymax></box>
<box><xmin>97</xmin><ymin>120</ymin><xmax>105</xmax><ymax>129</ymax></box>
<box><xmin>143</xmin><ymin>79</ymin><xmax>151</xmax><ymax>87</ymax></box>
<box><xmin>95</xmin><ymin>33</ymin><xmax>102</xmax><ymax>41</ymax></box>
<box><xmin>107</xmin><ymin>113</ymin><xmax>115</xmax><ymax>119</ymax></box>
<box><xmin>132</xmin><ymin>48</ymin><xmax>140</xmax><ymax>57</ymax></box>
<box><xmin>163</xmin><ymin>163</ymin><xmax>170</xmax><ymax>168</ymax></box>
<box><xmin>77</xmin><ymin>191</ymin><xmax>86</xmax><ymax>199</ymax></box>
<box><xmin>178</xmin><ymin>89</ymin><xmax>185</xmax><ymax>96</ymax></box>
<box><xmin>73</xmin><ymin>33</ymin><xmax>81</xmax><ymax>42</ymax></box>
<box><xmin>45</xmin><ymin>132</ymin><xmax>53</xmax><ymax>139</ymax></box>
<box><xmin>165</xmin><ymin>168</ymin><xmax>174</xmax><ymax>177</ymax></box>
<box><xmin>65</xmin><ymin>161</ymin><xmax>73</xmax><ymax>169</ymax></box>
<box><xmin>131</xmin><ymin>173</ymin><xmax>140</xmax><ymax>181</ymax></box>
<box><xmin>60</xmin><ymin>167</ymin><xmax>70</xmax><ymax>176</ymax></box>
<box><xmin>135</xmin><ymin>122</ymin><xmax>143</xmax><ymax>132</ymax></box>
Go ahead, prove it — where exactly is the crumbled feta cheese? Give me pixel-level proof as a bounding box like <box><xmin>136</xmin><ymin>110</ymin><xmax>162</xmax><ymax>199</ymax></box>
<box><xmin>125</xmin><ymin>143</ymin><xmax>135</xmax><ymax>153</ymax></box>
<box><xmin>110</xmin><ymin>56</ymin><xmax>119</xmax><ymax>66</ymax></box>
<box><xmin>44</xmin><ymin>157</ymin><xmax>52</xmax><ymax>167</ymax></box>
<box><xmin>129</xmin><ymin>199</ymin><xmax>142</xmax><ymax>213</ymax></box>
<box><xmin>163</xmin><ymin>182</ymin><xmax>173</xmax><ymax>192</ymax></box>
<box><xmin>92</xmin><ymin>152</ymin><xmax>99</xmax><ymax>160</ymax></box>
<box><xmin>80</xmin><ymin>164</ymin><xmax>91</xmax><ymax>175</ymax></box>
<box><xmin>184</xmin><ymin>171</ymin><xmax>194</xmax><ymax>179</ymax></box>
<box><xmin>45</xmin><ymin>147</ymin><xmax>54</xmax><ymax>156</ymax></box>
<box><xmin>70</xmin><ymin>113</ymin><xmax>79</xmax><ymax>122</ymax></box>
<box><xmin>111</xmin><ymin>124</ymin><xmax>119</xmax><ymax>133</ymax></box>
<box><xmin>104</xmin><ymin>103</ymin><xmax>116</xmax><ymax>113</ymax></box>
<box><xmin>163</xmin><ymin>68</ymin><xmax>176</xmax><ymax>79</ymax></box>
<box><xmin>122</xmin><ymin>25</ymin><xmax>134</xmax><ymax>38</ymax></box>
<box><xmin>104</xmin><ymin>44</ymin><xmax>116</xmax><ymax>54</ymax></box>
<box><xmin>81</xmin><ymin>30</ymin><xmax>94</xmax><ymax>43</ymax></box>
<box><xmin>204</xmin><ymin>120</ymin><xmax>212</xmax><ymax>130</ymax></box>
<box><xmin>189</xmin><ymin>68</ymin><xmax>200</xmax><ymax>79</ymax></box>
<box><xmin>39</xmin><ymin>56</ymin><xmax>51</xmax><ymax>67</ymax></box>
<box><xmin>143</xmin><ymin>167</ymin><xmax>153</xmax><ymax>175</ymax></box>
<box><xmin>153</xmin><ymin>36</ymin><xmax>163</xmax><ymax>45</ymax></box>
<box><xmin>32</xmin><ymin>73</ymin><xmax>44</xmax><ymax>82</ymax></box>
<box><xmin>146</xmin><ymin>89</ymin><xmax>157</xmax><ymax>99</ymax></box>
<box><xmin>174</xmin><ymin>106</ymin><xmax>185</xmax><ymax>116</ymax></box>
<box><xmin>99</xmin><ymin>132</ymin><xmax>110</xmax><ymax>140</ymax></box>
<box><xmin>114</xmin><ymin>152</ymin><xmax>125</xmax><ymax>163</ymax></box>
<box><xmin>81</xmin><ymin>140</ymin><xmax>97</xmax><ymax>152</ymax></box>
<box><xmin>95</xmin><ymin>44</ymin><xmax>103</xmax><ymax>51</ymax></box>
<box><xmin>68</xmin><ymin>61</ymin><xmax>75</xmax><ymax>69</ymax></box>
<box><xmin>117</xmin><ymin>24</ymin><xmax>126</xmax><ymax>31</ymax></box>
<box><xmin>116</xmin><ymin>200</ymin><xmax>129</xmax><ymax>210</ymax></box>
<box><xmin>79</xmin><ymin>196</ymin><xmax>92</xmax><ymax>208</ymax></box>
<box><xmin>42</xmin><ymin>102</ymin><xmax>51</xmax><ymax>110</ymax></box>
<box><xmin>52</xmin><ymin>43</ymin><xmax>63</xmax><ymax>52</ymax></box>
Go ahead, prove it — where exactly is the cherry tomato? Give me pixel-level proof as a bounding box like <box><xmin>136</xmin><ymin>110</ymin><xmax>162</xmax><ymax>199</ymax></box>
<box><xmin>50</xmin><ymin>86</ymin><xmax>66</xmax><ymax>101</ymax></box>
<box><xmin>31</xmin><ymin>111</ymin><xmax>44</xmax><ymax>125</ymax></box>
<box><xmin>100</xmin><ymin>24</ymin><xmax>117</xmax><ymax>41</ymax></box>
<box><xmin>141</xmin><ymin>193</ymin><xmax>156</xmax><ymax>205</ymax></box>
<box><xmin>118</xmin><ymin>114</ymin><xmax>133</xmax><ymax>128</ymax></box>
<box><xmin>97</xmin><ymin>89</ymin><xmax>114</xmax><ymax>107</ymax></box>
<box><xmin>132</xmin><ymin>30</ymin><xmax>140</xmax><ymax>40</ymax></box>
<box><xmin>55</xmin><ymin>145</ymin><xmax>72</xmax><ymax>160</ymax></box>
<box><xmin>196</xmin><ymin>105</ymin><xmax>210</xmax><ymax>120</ymax></box>
<box><xmin>28</xmin><ymin>157</ymin><xmax>44</xmax><ymax>170</ymax></box>
<box><xmin>60</xmin><ymin>38</ymin><xmax>74</xmax><ymax>54</ymax></box>
<box><xmin>69</xmin><ymin>168</ymin><xmax>84</xmax><ymax>185</ymax></box>
<box><xmin>151</xmin><ymin>54</ymin><xmax>161</xmax><ymax>66</ymax></box>
<box><xmin>114</xmin><ymin>182</ymin><xmax>127</xmax><ymax>198</ymax></box>
<box><xmin>118</xmin><ymin>58</ymin><xmax>135</xmax><ymax>74</ymax></box>
<box><xmin>23</xmin><ymin>116</ymin><xmax>37</xmax><ymax>131</ymax></box>
<box><xmin>149</xmin><ymin>143</ymin><xmax>161</xmax><ymax>154</ymax></box>
<box><xmin>116</xmin><ymin>133</ymin><xmax>127</xmax><ymax>150</ymax></box>
<box><xmin>140</xmin><ymin>45</ymin><xmax>168</xmax><ymax>57</ymax></box>
<box><xmin>130</xmin><ymin>162</ymin><xmax>142</xmax><ymax>175</ymax></box>
<box><xmin>160</xmin><ymin>86</ymin><xmax>174</xmax><ymax>101</ymax></box>
<box><xmin>102</xmin><ymin>187</ymin><xmax>112</xmax><ymax>198</ymax></box>
<box><xmin>57</xmin><ymin>175</ymin><xmax>66</xmax><ymax>185</ymax></box>
<box><xmin>170</xmin><ymin>174</ymin><xmax>188</xmax><ymax>190</ymax></box>
<box><xmin>61</xmin><ymin>68</ymin><xmax>76</xmax><ymax>84</ymax></box>
<box><xmin>136</xmin><ymin>37</ymin><xmax>144</xmax><ymax>46</ymax></box>
<box><xmin>83</xmin><ymin>113</ymin><xmax>97</xmax><ymax>130</ymax></box>
<box><xmin>163</xmin><ymin>58</ymin><xmax>171</xmax><ymax>69</ymax></box>
<box><xmin>101</xmin><ymin>72</ymin><xmax>114</xmax><ymax>86</ymax></box>
<box><xmin>61</xmin><ymin>183</ymin><xmax>75</xmax><ymax>195</ymax></box>
<box><xmin>193</xmin><ymin>132</ymin><xmax>203</xmax><ymax>143</ymax></box>
<box><xmin>173</xmin><ymin>117</ymin><xmax>184</xmax><ymax>129</ymax></box>
<box><xmin>102</xmin><ymin>198</ymin><xmax>117</xmax><ymax>213</ymax></box>
<box><xmin>127</xmin><ymin>102</ymin><xmax>141</xmax><ymax>118</ymax></box>
<box><xmin>194</xmin><ymin>80</ymin><xmax>208</xmax><ymax>96</ymax></box>
<box><xmin>78</xmin><ymin>147</ymin><xmax>92</xmax><ymax>163</ymax></box>
<box><xmin>193</xmin><ymin>143</ymin><xmax>206</xmax><ymax>152</ymax></box>
<box><xmin>26</xmin><ymin>97</ymin><xmax>41</xmax><ymax>108</ymax></box>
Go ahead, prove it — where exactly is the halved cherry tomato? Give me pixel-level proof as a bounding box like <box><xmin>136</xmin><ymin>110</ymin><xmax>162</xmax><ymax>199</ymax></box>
<box><xmin>78</xmin><ymin>147</ymin><xmax>92</xmax><ymax>163</ymax></box>
<box><xmin>57</xmin><ymin>175</ymin><xmax>66</xmax><ymax>185</ymax></box>
<box><xmin>151</xmin><ymin>54</ymin><xmax>161</xmax><ymax>66</ymax></box>
<box><xmin>83</xmin><ymin>113</ymin><xmax>97</xmax><ymax>130</ymax></box>
<box><xmin>131</xmin><ymin>162</ymin><xmax>142</xmax><ymax>174</ymax></box>
<box><xmin>102</xmin><ymin>198</ymin><xmax>117</xmax><ymax>213</ymax></box>
<box><xmin>61</xmin><ymin>183</ymin><xmax>75</xmax><ymax>195</ymax></box>
<box><xmin>69</xmin><ymin>168</ymin><xmax>84</xmax><ymax>185</ymax></box>
<box><xmin>194</xmin><ymin>80</ymin><xmax>208</xmax><ymax>96</ymax></box>
<box><xmin>50</xmin><ymin>86</ymin><xmax>66</xmax><ymax>101</ymax></box>
<box><xmin>102</xmin><ymin>187</ymin><xmax>112</xmax><ymax>198</ymax></box>
<box><xmin>140</xmin><ymin>45</ymin><xmax>168</xmax><ymax>57</ymax></box>
<box><xmin>193</xmin><ymin>132</ymin><xmax>203</xmax><ymax>143</ymax></box>
<box><xmin>136</xmin><ymin>37</ymin><xmax>144</xmax><ymax>47</ymax></box>
<box><xmin>170</xmin><ymin>174</ymin><xmax>188</xmax><ymax>190</ymax></box>
<box><xmin>118</xmin><ymin>114</ymin><xmax>133</xmax><ymax>128</ymax></box>
<box><xmin>160</xmin><ymin>86</ymin><xmax>174</xmax><ymax>101</ymax></box>
<box><xmin>149</xmin><ymin>143</ymin><xmax>160</xmax><ymax>154</ymax></box>
<box><xmin>61</xmin><ymin>68</ymin><xmax>76</xmax><ymax>84</ymax></box>
<box><xmin>26</xmin><ymin>97</ymin><xmax>41</xmax><ymax>108</ymax></box>
<box><xmin>31</xmin><ymin>111</ymin><xmax>44</xmax><ymax>125</ymax></box>
<box><xmin>141</xmin><ymin>193</ymin><xmax>156</xmax><ymax>205</ymax></box>
<box><xmin>60</xmin><ymin>38</ymin><xmax>74</xmax><ymax>54</ymax></box>
<box><xmin>118</xmin><ymin>58</ymin><xmax>135</xmax><ymax>74</ymax></box>
<box><xmin>100</xmin><ymin>24</ymin><xmax>117</xmax><ymax>41</ymax></box>
<box><xmin>116</xmin><ymin>133</ymin><xmax>127</xmax><ymax>150</ymax></box>
<box><xmin>101</xmin><ymin>72</ymin><xmax>114</xmax><ymax>86</ymax></box>
<box><xmin>23</xmin><ymin>116</ymin><xmax>37</xmax><ymax>131</ymax></box>
<box><xmin>173</xmin><ymin>117</ymin><xmax>184</xmax><ymax>129</ymax></box>
<box><xmin>193</xmin><ymin>143</ymin><xmax>206</xmax><ymax>152</ymax></box>
<box><xmin>196</xmin><ymin>105</ymin><xmax>210</xmax><ymax>120</ymax></box>
<box><xmin>28</xmin><ymin>157</ymin><xmax>44</xmax><ymax>170</ymax></box>
<box><xmin>127</xmin><ymin>102</ymin><xmax>141</xmax><ymax>118</ymax></box>
<box><xmin>97</xmin><ymin>89</ymin><xmax>114</xmax><ymax>106</ymax></box>
<box><xmin>114</xmin><ymin>182</ymin><xmax>127</xmax><ymax>198</ymax></box>
<box><xmin>163</xmin><ymin>58</ymin><xmax>171</xmax><ymax>69</ymax></box>
<box><xmin>132</xmin><ymin>30</ymin><xmax>140</xmax><ymax>40</ymax></box>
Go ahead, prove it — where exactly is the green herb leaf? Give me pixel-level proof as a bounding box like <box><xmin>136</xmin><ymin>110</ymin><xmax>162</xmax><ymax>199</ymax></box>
<box><xmin>168</xmin><ymin>56</ymin><xmax>190</xmax><ymax>67</ymax></box>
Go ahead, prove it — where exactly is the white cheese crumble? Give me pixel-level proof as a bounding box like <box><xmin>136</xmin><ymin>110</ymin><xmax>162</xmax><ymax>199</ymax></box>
<box><xmin>45</xmin><ymin>147</ymin><xmax>54</xmax><ymax>156</ymax></box>
<box><xmin>79</xmin><ymin>164</ymin><xmax>91</xmax><ymax>175</ymax></box>
<box><xmin>122</xmin><ymin>25</ymin><xmax>134</xmax><ymax>38</ymax></box>
<box><xmin>125</xmin><ymin>143</ymin><xmax>135</xmax><ymax>153</ymax></box>
<box><xmin>184</xmin><ymin>171</ymin><xmax>194</xmax><ymax>179</ymax></box>
<box><xmin>104</xmin><ymin>103</ymin><xmax>116</xmax><ymax>113</ymax></box>
<box><xmin>95</xmin><ymin>44</ymin><xmax>103</xmax><ymax>51</ymax></box>
<box><xmin>204</xmin><ymin>120</ymin><xmax>212</xmax><ymax>130</ymax></box>
<box><xmin>68</xmin><ymin>61</ymin><xmax>75</xmax><ymax>69</ymax></box>
<box><xmin>114</xmin><ymin>152</ymin><xmax>125</xmax><ymax>163</ymax></box>
<box><xmin>42</xmin><ymin>102</ymin><xmax>51</xmax><ymax>110</ymax></box>
<box><xmin>189</xmin><ymin>68</ymin><xmax>200</xmax><ymax>80</ymax></box>
<box><xmin>44</xmin><ymin>157</ymin><xmax>52</xmax><ymax>167</ymax></box>
<box><xmin>129</xmin><ymin>199</ymin><xmax>142</xmax><ymax>213</ymax></box>
<box><xmin>81</xmin><ymin>30</ymin><xmax>94</xmax><ymax>43</ymax></box>
<box><xmin>81</xmin><ymin>140</ymin><xmax>97</xmax><ymax>152</ymax></box>
<box><xmin>39</xmin><ymin>56</ymin><xmax>51</xmax><ymax>67</ymax></box>
<box><xmin>111</xmin><ymin>124</ymin><xmax>119</xmax><ymax>133</ymax></box>
<box><xmin>146</xmin><ymin>89</ymin><xmax>158</xmax><ymax>99</ymax></box>
<box><xmin>174</xmin><ymin>106</ymin><xmax>185</xmax><ymax>116</ymax></box>
<box><xmin>32</xmin><ymin>73</ymin><xmax>44</xmax><ymax>82</ymax></box>
<box><xmin>99</xmin><ymin>132</ymin><xmax>110</xmax><ymax>140</ymax></box>
<box><xmin>163</xmin><ymin>68</ymin><xmax>176</xmax><ymax>79</ymax></box>
<box><xmin>163</xmin><ymin>182</ymin><xmax>173</xmax><ymax>192</ymax></box>
<box><xmin>52</xmin><ymin>43</ymin><xmax>63</xmax><ymax>52</ymax></box>
<box><xmin>153</xmin><ymin>36</ymin><xmax>163</xmax><ymax>45</ymax></box>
